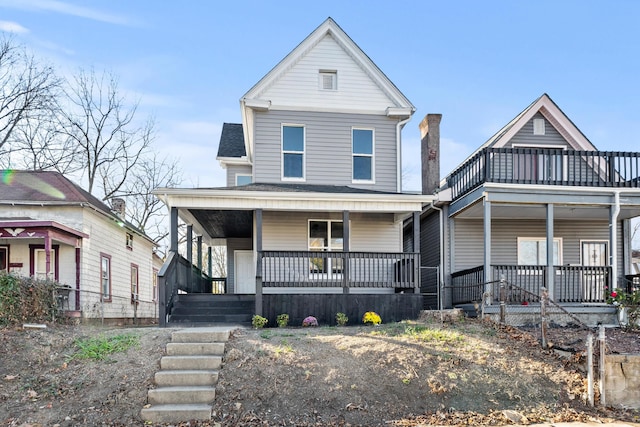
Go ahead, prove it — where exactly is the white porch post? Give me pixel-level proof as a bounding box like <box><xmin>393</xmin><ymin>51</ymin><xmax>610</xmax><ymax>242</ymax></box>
<box><xmin>546</xmin><ymin>203</ymin><xmax>555</xmax><ymax>298</ymax></box>
<box><xmin>186</xmin><ymin>225</ymin><xmax>193</xmax><ymax>292</ymax></box>
<box><xmin>342</xmin><ymin>210</ymin><xmax>350</xmax><ymax>295</ymax></box>
<box><xmin>255</xmin><ymin>209</ymin><xmax>263</xmax><ymax>316</ymax></box>
<box><xmin>483</xmin><ymin>198</ymin><xmax>492</xmax><ymax>292</ymax></box>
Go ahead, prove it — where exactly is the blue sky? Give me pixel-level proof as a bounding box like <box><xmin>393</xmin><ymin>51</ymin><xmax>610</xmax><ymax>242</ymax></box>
<box><xmin>1</xmin><ymin>0</ymin><xmax>640</xmax><ymax>192</ymax></box>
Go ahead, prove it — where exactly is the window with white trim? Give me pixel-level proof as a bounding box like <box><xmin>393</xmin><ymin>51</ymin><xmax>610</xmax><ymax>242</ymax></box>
<box><xmin>309</xmin><ymin>220</ymin><xmax>343</xmax><ymax>274</ymax></box>
<box><xmin>126</xmin><ymin>232</ymin><xmax>133</xmax><ymax>249</ymax></box>
<box><xmin>282</xmin><ymin>125</ymin><xmax>305</xmax><ymax>180</ymax></box>
<box><xmin>533</xmin><ymin>118</ymin><xmax>545</xmax><ymax>135</ymax></box>
<box><xmin>352</xmin><ymin>128</ymin><xmax>374</xmax><ymax>181</ymax></box>
<box><xmin>131</xmin><ymin>263</ymin><xmax>139</xmax><ymax>304</ymax></box>
<box><xmin>101</xmin><ymin>254</ymin><xmax>112</xmax><ymax>301</ymax></box>
<box><xmin>517</xmin><ymin>237</ymin><xmax>562</xmax><ymax>265</ymax></box>
<box><xmin>319</xmin><ymin>70</ymin><xmax>337</xmax><ymax>90</ymax></box>
<box><xmin>236</xmin><ymin>174</ymin><xmax>252</xmax><ymax>186</ymax></box>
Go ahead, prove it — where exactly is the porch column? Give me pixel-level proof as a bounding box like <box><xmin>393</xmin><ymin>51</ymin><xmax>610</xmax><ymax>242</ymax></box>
<box><xmin>44</xmin><ymin>234</ymin><xmax>52</xmax><ymax>279</ymax></box>
<box><xmin>483</xmin><ymin>199</ymin><xmax>492</xmax><ymax>293</ymax></box>
<box><xmin>197</xmin><ymin>235</ymin><xmax>203</xmax><ymax>272</ymax></box>
<box><xmin>342</xmin><ymin>210</ymin><xmax>350</xmax><ymax>295</ymax></box>
<box><xmin>413</xmin><ymin>211</ymin><xmax>421</xmax><ymax>292</ymax></box>
<box><xmin>255</xmin><ymin>209</ymin><xmax>263</xmax><ymax>316</ymax></box>
<box><xmin>186</xmin><ymin>225</ymin><xmax>193</xmax><ymax>292</ymax></box>
<box><xmin>546</xmin><ymin>204</ymin><xmax>555</xmax><ymax>298</ymax></box>
<box><xmin>75</xmin><ymin>247</ymin><xmax>81</xmax><ymax>310</ymax></box>
<box><xmin>170</xmin><ymin>207</ymin><xmax>178</xmax><ymax>253</ymax></box>
<box><xmin>208</xmin><ymin>246</ymin><xmax>213</xmax><ymax>277</ymax></box>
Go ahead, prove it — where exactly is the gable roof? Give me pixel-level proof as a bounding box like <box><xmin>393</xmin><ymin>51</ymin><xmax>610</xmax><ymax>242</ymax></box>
<box><xmin>455</xmin><ymin>93</ymin><xmax>597</xmax><ymax>171</ymax></box>
<box><xmin>216</xmin><ymin>123</ymin><xmax>245</xmax><ymax>159</ymax></box>
<box><xmin>0</xmin><ymin>170</ymin><xmax>154</xmax><ymax>242</ymax></box>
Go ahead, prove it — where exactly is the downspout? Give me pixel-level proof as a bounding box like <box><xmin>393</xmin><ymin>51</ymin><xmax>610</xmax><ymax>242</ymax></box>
<box><xmin>429</xmin><ymin>201</ymin><xmax>445</xmax><ymax>309</ymax></box>
<box><xmin>611</xmin><ymin>190</ymin><xmax>621</xmax><ymax>288</ymax></box>
<box><xmin>396</xmin><ymin>116</ymin><xmax>412</xmax><ymax>193</ymax></box>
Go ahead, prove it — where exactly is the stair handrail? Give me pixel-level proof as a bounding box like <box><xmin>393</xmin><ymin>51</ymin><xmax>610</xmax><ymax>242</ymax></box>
<box><xmin>158</xmin><ymin>250</ymin><xmax>179</xmax><ymax>327</ymax></box>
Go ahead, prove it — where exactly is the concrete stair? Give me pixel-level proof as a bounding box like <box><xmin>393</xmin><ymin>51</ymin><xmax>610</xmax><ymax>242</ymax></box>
<box><xmin>140</xmin><ymin>327</ymin><xmax>232</xmax><ymax>424</ymax></box>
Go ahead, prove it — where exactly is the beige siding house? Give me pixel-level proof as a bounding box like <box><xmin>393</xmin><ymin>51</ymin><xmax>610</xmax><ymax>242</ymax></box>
<box><xmin>0</xmin><ymin>170</ymin><xmax>161</xmax><ymax>323</ymax></box>
<box><xmin>155</xmin><ymin>18</ymin><xmax>433</xmax><ymax>326</ymax></box>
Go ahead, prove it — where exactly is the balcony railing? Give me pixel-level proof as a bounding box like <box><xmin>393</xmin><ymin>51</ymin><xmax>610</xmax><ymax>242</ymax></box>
<box><xmin>450</xmin><ymin>264</ymin><xmax>611</xmax><ymax>305</ymax></box>
<box><xmin>447</xmin><ymin>148</ymin><xmax>640</xmax><ymax>200</ymax></box>
<box><xmin>261</xmin><ymin>251</ymin><xmax>420</xmax><ymax>290</ymax></box>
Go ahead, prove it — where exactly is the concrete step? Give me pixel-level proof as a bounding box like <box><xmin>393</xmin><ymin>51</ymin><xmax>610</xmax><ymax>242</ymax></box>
<box><xmin>169</xmin><ymin>313</ymin><xmax>253</xmax><ymax>324</ymax></box>
<box><xmin>171</xmin><ymin>328</ymin><xmax>231</xmax><ymax>343</ymax></box>
<box><xmin>147</xmin><ymin>385</ymin><xmax>216</xmax><ymax>405</ymax></box>
<box><xmin>140</xmin><ymin>403</ymin><xmax>212</xmax><ymax>423</ymax></box>
<box><xmin>155</xmin><ymin>369</ymin><xmax>219</xmax><ymax>387</ymax></box>
<box><xmin>166</xmin><ymin>342</ymin><xmax>225</xmax><ymax>356</ymax></box>
<box><xmin>161</xmin><ymin>355</ymin><xmax>222</xmax><ymax>370</ymax></box>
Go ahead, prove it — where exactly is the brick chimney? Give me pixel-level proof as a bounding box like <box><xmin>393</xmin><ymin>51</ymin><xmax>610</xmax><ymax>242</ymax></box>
<box><xmin>111</xmin><ymin>197</ymin><xmax>126</xmax><ymax>219</ymax></box>
<box><xmin>419</xmin><ymin>114</ymin><xmax>442</xmax><ymax>195</ymax></box>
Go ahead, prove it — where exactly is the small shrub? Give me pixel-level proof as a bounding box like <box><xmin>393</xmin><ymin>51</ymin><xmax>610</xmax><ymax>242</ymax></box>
<box><xmin>362</xmin><ymin>311</ymin><xmax>382</xmax><ymax>325</ymax></box>
<box><xmin>335</xmin><ymin>312</ymin><xmax>348</xmax><ymax>326</ymax></box>
<box><xmin>252</xmin><ymin>315</ymin><xmax>268</xmax><ymax>329</ymax></box>
<box><xmin>302</xmin><ymin>316</ymin><xmax>318</xmax><ymax>327</ymax></box>
<box><xmin>276</xmin><ymin>313</ymin><xmax>289</xmax><ymax>328</ymax></box>
<box><xmin>0</xmin><ymin>272</ymin><xmax>61</xmax><ymax>325</ymax></box>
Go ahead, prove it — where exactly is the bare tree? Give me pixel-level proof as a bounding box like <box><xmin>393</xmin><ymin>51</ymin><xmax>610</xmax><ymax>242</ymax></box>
<box><xmin>0</xmin><ymin>37</ymin><xmax>60</xmax><ymax>155</ymax></box>
<box><xmin>116</xmin><ymin>152</ymin><xmax>182</xmax><ymax>247</ymax></box>
<box><xmin>59</xmin><ymin>68</ymin><xmax>151</xmax><ymax>198</ymax></box>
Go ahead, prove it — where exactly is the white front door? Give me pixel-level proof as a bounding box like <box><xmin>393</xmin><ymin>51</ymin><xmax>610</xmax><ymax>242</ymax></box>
<box><xmin>35</xmin><ymin>248</ymin><xmax>56</xmax><ymax>279</ymax></box>
<box><xmin>234</xmin><ymin>250</ymin><xmax>256</xmax><ymax>294</ymax></box>
<box><xmin>581</xmin><ymin>241</ymin><xmax>608</xmax><ymax>301</ymax></box>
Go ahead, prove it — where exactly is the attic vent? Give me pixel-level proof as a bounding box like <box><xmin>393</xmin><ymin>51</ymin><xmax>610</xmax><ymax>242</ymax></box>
<box><xmin>533</xmin><ymin>118</ymin><xmax>545</xmax><ymax>135</ymax></box>
<box><xmin>319</xmin><ymin>70</ymin><xmax>337</xmax><ymax>90</ymax></box>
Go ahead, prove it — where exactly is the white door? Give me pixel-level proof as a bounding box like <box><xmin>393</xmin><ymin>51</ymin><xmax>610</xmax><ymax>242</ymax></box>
<box><xmin>35</xmin><ymin>248</ymin><xmax>56</xmax><ymax>279</ymax></box>
<box><xmin>581</xmin><ymin>241</ymin><xmax>608</xmax><ymax>302</ymax></box>
<box><xmin>234</xmin><ymin>250</ymin><xmax>256</xmax><ymax>294</ymax></box>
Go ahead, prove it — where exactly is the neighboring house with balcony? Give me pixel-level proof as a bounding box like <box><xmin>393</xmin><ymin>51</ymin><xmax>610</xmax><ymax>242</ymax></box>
<box><xmin>412</xmin><ymin>94</ymin><xmax>640</xmax><ymax>323</ymax></box>
<box><xmin>0</xmin><ymin>170</ymin><xmax>161</xmax><ymax>324</ymax></box>
<box><xmin>155</xmin><ymin>18</ymin><xmax>432</xmax><ymax>326</ymax></box>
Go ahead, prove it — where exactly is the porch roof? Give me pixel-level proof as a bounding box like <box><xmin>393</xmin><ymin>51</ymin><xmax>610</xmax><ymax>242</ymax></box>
<box><xmin>0</xmin><ymin>219</ymin><xmax>88</xmax><ymax>246</ymax></box>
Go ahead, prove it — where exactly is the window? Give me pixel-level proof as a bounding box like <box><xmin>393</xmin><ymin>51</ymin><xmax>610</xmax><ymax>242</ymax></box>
<box><xmin>0</xmin><ymin>246</ymin><xmax>7</xmax><ymax>272</ymax></box>
<box><xmin>517</xmin><ymin>237</ymin><xmax>562</xmax><ymax>265</ymax></box>
<box><xmin>352</xmin><ymin>128</ymin><xmax>374</xmax><ymax>181</ymax></box>
<box><xmin>309</xmin><ymin>220</ymin><xmax>344</xmax><ymax>274</ymax></box>
<box><xmin>319</xmin><ymin>70</ymin><xmax>337</xmax><ymax>90</ymax></box>
<box><xmin>533</xmin><ymin>118</ymin><xmax>545</xmax><ymax>135</ymax></box>
<box><xmin>152</xmin><ymin>268</ymin><xmax>158</xmax><ymax>301</ymax></box>
<box><xmin>126</xmin><ymin>232</ymin><xmax>133</xmax><ymax>250</ymax></box>
<box><xmin>236</xmin><ymin>174</ymin><xmax>252</xmax><ymax>186</ymax></box>
<box><xmin>101</xmin><ymin>254</ymin><xmax>112</xmax><ymax>301</ymax></box>
<box><xmin>282</xmin><ymin>125</ymin><xmax>305</xmax><ymax>180</ymax></box>
<box><xmin>131</xmin><ymin>264</ymin><xmax>139</xmax><ymax>304</ymax></box>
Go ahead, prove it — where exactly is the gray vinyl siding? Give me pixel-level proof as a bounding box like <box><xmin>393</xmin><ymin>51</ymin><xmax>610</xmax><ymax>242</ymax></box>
<box><xmin>262</xmin><ymin>211</ymin><xmax>401</xmax><ymax>252</ymax></box>
<box><xmin>453</xmin><ymin>218</ymin><xmax>624</xmax><ymax>275</ymax></box>
<box><xmin>253</xmin><ymin>110</ymin><xmax>399</xmax><ymax>192</ymax></box>
<box><xmin>506</xmin><ymin>113</ymin><xmax>567</xmax><ymax>148</ymax></box>
<box><xmin>226</xmin><ymin>164</ymin><xmax>253</xmax><ymax>187</ymax></box>
<box><xmin>226</xmin><ymin>238</ymin><xmax>252</xmax><ymax>294</ymax></box>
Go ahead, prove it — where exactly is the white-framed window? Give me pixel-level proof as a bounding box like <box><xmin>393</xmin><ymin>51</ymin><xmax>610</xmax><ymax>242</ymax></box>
<box><xmin>352</xmin><ymin>128</ymin><xmax>374</xmax><ymax>182</ymax></box>
<box><xmin>131</xmin><ymin>263</ymin><xmax>139</xmax><ymax>304</ymax></box>
<box><xmin>533</xmin><ymin>118</ymin><xmax>545</xmax><ymax>135</ymax></box>
<box><xmin>282</xmin><ymin>124</ymin><xmax>305</xmax><ymax>180</ymax></box>
<box><xmin>152</xmin><ymin>268</ymin><xmax>158</xmax><ymax>301</ymax></box>
<box><xmin>309</xmin><ymin>220</ymin><xmax>344</xmax><ymax>274</ymax></box>
<box><xmin>126</xmin><ymin>232</ymin><xmax>133</xmax><ymax>250</ymax></box>
<box><xmin>236</xmin><ymin>174</ymin><xmax>252</xmax><ymax>186</ymax></box>
<box><xmin>517</xmin><ymin>237</ymin><xmax>562</xmax><ymax>265</ymax></box>
<box><xmin>101</xmin><ymin>253</ymin><xmax>112</xmax><ymax>302</ymax></box>
<box><xmin>319</xmin><ymin>70</ymin><xmax>337</xmax><ymax>90</ymax></box>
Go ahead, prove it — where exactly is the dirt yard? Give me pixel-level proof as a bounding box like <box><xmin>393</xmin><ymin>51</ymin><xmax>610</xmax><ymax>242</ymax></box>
<box><xmin>0</xmin><ymin>317</ymin><xmax>639</xmax><ymax>426</ymax></box>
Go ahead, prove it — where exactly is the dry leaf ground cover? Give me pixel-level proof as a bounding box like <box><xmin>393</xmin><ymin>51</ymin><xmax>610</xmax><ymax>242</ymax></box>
<box><xmin>1</xmin><ymin>318</ymin><xmax>639</xmax><ymax>426</ymax></box>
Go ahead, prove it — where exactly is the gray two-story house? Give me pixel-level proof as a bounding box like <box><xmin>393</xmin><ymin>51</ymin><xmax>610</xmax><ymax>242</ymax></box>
<box><xmin>413</xmin><ymin>94</ymin><xmax>640</xmax><ymax>323</ymax></box>
<box><xmin>155</xmin><ymin>18</ymin><xmax>432</xmax><ymax>326</ymax></box>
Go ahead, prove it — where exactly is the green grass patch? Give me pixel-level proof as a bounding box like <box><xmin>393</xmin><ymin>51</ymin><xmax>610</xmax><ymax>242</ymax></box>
<box><xmin>403</xmin><ymin>325</ymin><xmax>464</xmax><ymax>343</ymax></box>
<box><xmin>68</xmin><ymin>333</ymin><xmax>139</xmax><ymax>361</ymax></box>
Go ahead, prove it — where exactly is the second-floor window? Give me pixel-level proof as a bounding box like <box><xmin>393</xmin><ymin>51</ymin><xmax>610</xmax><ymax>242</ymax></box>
<box><xmin>101</xmin><ymin>254</ymin><xmax>112</xmax><ymax>302</ymax></box>
<box><xmin>126</xmin><ymin>232</ymin><xmax>133</xmax><ymax>250</ymax></box>
<box><xmin>352</xmin><ymin>128</ymin><xmax>374</xmax><ymax>181</ymax></box>
<box><xmin>282</xmin><ymin>125</ymin><xmax>305</xmax><ymax>180</ymax></box>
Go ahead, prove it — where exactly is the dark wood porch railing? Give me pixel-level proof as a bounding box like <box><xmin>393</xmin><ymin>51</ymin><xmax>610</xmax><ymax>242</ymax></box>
<box><xmin>261</xmin><ymin>251</ymin><xmax>420</xmax><ymax>290</ymax></box>
<box><xmin>447</xmin><ymin>148</ymin><xmax>640</xmax><ymax>200</ymax></box>
<box><xmin>450</xmin><ymin>264</ymin><xmax>611</xmax><ymax>305</ymax></box>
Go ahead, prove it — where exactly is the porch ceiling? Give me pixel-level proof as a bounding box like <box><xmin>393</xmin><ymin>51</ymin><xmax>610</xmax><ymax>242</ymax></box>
<box><xmin>454</xmin><ymin>200</ymin><xmax>640</xmax><ymax>220</ymax></box>
<box><xmin>188</xmin><ymin>209</ymin><xmax>253</xmax><ymax>239</ymax></box>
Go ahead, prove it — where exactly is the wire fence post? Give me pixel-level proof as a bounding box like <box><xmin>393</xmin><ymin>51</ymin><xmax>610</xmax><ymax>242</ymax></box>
<box><xmin>587</xmin><ymin>333</ymin><xmax>594</xmax><ymax>406</ymax></box>
<box><xmin>599</xmin><ymin>324</ymin><xmax>606</xmax><ymax>406</ymax></box>
<box><xmin>499</xmin><ymin>276</ymin><xmax>506</xmax><ymax>324</ymax></box>
<box><xmin>540</xmin><ymin>287</ymin><xmax>548</xmax><ymax>348</ymax></box>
